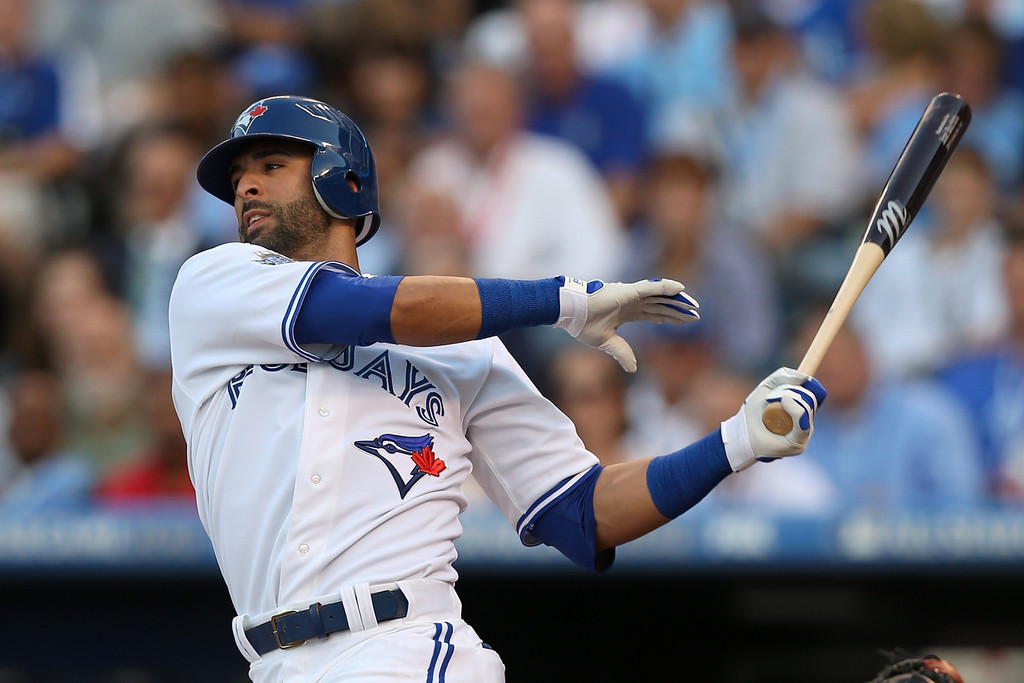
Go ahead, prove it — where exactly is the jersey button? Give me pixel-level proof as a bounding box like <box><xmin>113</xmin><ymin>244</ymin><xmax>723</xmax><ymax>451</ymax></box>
<box><xmin>311</xmin><ymin>473</ymin><xmax>322</xmax><ymax>486</ymax></box>
<box><xmin>299</xmin><ymin>543</ymin><xmax>309</xmax><ymax>555</ymax></box>
<box><xmin>318</xmin><ymin>406</ymin><xmax>329</xmax><ymax>417</ymax></box>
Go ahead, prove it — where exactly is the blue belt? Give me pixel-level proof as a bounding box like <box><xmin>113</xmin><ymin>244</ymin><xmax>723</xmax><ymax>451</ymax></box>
<box><xmin>245</xmin><ymin>588</ymin><xmax>409</xmax><ymax>655</ymax></box>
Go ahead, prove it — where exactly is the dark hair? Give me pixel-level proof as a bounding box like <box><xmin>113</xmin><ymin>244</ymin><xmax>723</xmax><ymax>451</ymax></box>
<box><xmin>862</xmin><ymin>0</ymin><xmax>948</xmax><ymax>65</ymax></box>
<box><xmin>731</xmin><ymin>1</ymin><xmax>784</xmax><ymax>41</ymax></box>
<box><xmin>1004</xmin><ymin>213</ymin><xmax>1024</xmax><ymax>246</ymax></box>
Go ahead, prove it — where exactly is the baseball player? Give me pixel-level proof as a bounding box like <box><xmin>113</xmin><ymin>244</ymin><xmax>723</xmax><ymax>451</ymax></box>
<box><xmin>168</xmin><ymin>95</ymin><xmax>827</xmax><ymax>682</ymax></box>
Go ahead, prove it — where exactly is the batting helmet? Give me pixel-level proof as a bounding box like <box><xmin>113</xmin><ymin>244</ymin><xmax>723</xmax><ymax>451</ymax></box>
<box><xmin>197</xmin><ymin>95</ymin><xmax>381</xmax><ymax>245</ymax></box>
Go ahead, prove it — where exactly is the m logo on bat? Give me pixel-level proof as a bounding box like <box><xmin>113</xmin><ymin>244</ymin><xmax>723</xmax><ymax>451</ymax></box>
<box><xmin>875</xmin><ymin>200</ymin><xmax>909</xmax><ymax>252</ymax></box>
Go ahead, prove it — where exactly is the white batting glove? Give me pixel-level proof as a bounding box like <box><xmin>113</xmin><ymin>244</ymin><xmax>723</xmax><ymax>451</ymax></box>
<box><xmin>554</xmin><ymin>276</ymin><xmax>699</xmax><ymax>372</ymax></box>
<box><xmin>720</xmin><ymin>367</ymin><xmax>827</xmax><ymax>471</ymax></box>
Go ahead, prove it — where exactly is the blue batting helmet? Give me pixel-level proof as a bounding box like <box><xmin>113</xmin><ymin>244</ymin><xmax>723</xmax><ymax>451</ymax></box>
<box><xmin>197</xmin><ymin>95</ymin><xmax>381</xmax><ymax>245</ymax></box>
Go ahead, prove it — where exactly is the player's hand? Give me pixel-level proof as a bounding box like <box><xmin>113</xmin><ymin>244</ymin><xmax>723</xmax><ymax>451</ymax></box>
<box><xmin>554</xmin><ymin>276</ymin><xmax>699</xmax><ymax>372</ymax></box>
<box><xmin>720</xmin><ymin>367</ymin><xmax>827</xmax><ymax>471</ymax></box>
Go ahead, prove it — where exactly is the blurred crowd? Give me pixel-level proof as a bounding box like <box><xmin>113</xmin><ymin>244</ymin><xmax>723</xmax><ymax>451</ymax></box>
<box><xmin>0</xmin><ymin>0</ymin><xmax>1023</xmax><ymax>520</ymax></box>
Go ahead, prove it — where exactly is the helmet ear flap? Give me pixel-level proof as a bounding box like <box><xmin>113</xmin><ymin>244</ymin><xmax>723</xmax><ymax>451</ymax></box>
<box><xmin>310</xmin><ymin>147</ymin><xmax>355</xmax><ymax>217</ymax></box>
<box><xmin>310</xmin><ymin>147</ymin><xmax>381</xmax><ymax>245</ymax></box>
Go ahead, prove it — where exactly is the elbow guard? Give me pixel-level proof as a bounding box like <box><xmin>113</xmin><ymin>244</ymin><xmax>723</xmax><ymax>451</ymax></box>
<box><xmin>525</xmin><ymin>465</ymin><xmax>615</xmax><ymax>573</ymax></box>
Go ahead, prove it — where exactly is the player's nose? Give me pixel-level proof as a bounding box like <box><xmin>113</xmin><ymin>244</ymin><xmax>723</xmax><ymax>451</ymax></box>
<box><xmin>234</xmin><ymin>169</ymin><xmax>263</xmax><ymax>200</ymax></box>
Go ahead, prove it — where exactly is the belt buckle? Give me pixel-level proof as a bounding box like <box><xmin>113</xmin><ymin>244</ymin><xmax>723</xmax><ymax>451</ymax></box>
<box><xmin>270</xmin><ymin>610</ymin><xmax>307</xmax><ymax>650</ymax></box>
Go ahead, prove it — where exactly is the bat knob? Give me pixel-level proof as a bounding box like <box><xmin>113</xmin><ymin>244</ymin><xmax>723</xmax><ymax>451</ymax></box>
<box><xmin>761</xmin><ymin>403</ymin><xmax>793</xmax><ymax>436</ymax></box>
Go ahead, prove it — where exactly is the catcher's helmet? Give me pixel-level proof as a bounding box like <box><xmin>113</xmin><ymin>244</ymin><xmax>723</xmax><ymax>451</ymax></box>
<box><xmin>870</xmin><ymin>655</ymin><xmax>960</xmax><ymax>683</ymax></box>
<box><xmin>197</xmin><ymin>95</ymin><xmax>381</xmax><ymax>245</ymax></box>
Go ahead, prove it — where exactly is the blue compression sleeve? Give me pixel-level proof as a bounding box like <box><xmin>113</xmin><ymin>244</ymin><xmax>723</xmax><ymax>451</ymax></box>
<box><xmin>294</xmin><ymin>270</ymin><xmax>403</xmax><ymax>347</ymax></box>
<box><xmin>527</xmin><ymin>465</ymin><xmax>615</xmax><ymax>573</ymax></box>
<box><xmin>475</xmin><ymin>277</ymin><xmax>561</xmax><ymax>339</ymax></box>
<box><xmin>646</xmin><ymin>429</ymin><xmax>733</xmax><ymax>519</ymax></box>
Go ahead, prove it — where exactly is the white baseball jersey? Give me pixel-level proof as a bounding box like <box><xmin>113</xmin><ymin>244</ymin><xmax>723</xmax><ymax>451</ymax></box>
<box><xmin>168</xmin><ymin>242</ymin><xmax>599</xmax><ymax>621</ymax></box>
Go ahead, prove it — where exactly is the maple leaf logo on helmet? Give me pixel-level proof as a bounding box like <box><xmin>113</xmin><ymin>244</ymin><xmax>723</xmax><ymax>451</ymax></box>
<box><xmin>231</xmin><ymin>102</ymin><xmax>270</xmax><ymax>137</ymax></box>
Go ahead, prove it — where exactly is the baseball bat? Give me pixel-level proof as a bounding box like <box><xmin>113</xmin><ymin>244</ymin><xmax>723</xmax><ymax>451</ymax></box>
<box><xmin>761</xmin><ymin>92</ymin><xmax>971</xmax><ymax>435</ymax></box>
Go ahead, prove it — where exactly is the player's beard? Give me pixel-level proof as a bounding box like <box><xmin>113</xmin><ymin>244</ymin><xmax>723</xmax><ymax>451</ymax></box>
<box><xmin>241</xmin><ymin>193</ymin><xmax>331</xmax><ymax>258</ymax></box>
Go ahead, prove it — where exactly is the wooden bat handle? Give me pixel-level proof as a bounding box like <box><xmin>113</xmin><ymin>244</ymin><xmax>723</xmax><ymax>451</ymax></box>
<box><xmin>761</xmin><ymin>243</ymin><xmax>886</xmax><ymax>435</ymax></box>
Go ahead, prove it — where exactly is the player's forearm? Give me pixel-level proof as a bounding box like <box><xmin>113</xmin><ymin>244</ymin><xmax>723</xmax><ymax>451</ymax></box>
<box><xmin>593</xmin><ymin>459</ymin><xmax>670</xmax><ymax>551</ymax></box>
<box><xmin>392</xmin><ymin>276</ymin><xmax>562</xmax><ymax>345</ymax></box>
<box><xmin>390</xmin><ymin>276</ymin><xmax>484</xmax><ymax>345</ymax></box>
<box><xmin>593</xmin><ymin>431</ymin><xmax>733</xmax><ymax>551</ymax></box>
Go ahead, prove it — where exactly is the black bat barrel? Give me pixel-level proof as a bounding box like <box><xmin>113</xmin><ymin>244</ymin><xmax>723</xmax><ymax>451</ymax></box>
<box><xmin>863</xmin><ymin>92</ymin><xmax>972</xmax><ymax>255</ymax></box>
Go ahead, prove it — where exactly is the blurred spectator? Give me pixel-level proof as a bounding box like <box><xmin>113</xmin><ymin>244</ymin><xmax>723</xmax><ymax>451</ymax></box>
<box><xmin>717</xmin><ymin>3</ymin><xmax>862</xmax><ymax>310</ymax></box>
<box><xmin>406</xmin><ymin>58</ymin><xmax>626</xmax><ymax>280</ymax></box>
<box><xmin>622</xmin><ymin>121</ymin><xmax>781</xmax><ymax>374</ymax></box>
<box><xmin>518</xmin><ymin>0</ymin><xmax>647</xmax><ymax>223</ymax></box>
<box><xmin>461</xmin><ymin>0</ymin><xmax>656</xmax><ymax>79</ymax></box>
<box><xmin>0</xmin><ymin>0</ymin><xmax>104</xmax><ymax>282</ymax></box>
<box><xmin>61</xmin><ymin>294</ymin><xmax>150</xmax><ymax>476</ymax></box>
<box><xmin>223</xmin><ymin>0</ymin><xmax>305</xmax><ymax>50</ymax></box>
<box><xmin>81</xmin><ymin>46</ymin><xmax>241</xmax><ymax>256</ymax></box>
<box><xmin>395</xmin><ymin>184</ymin><xmax>471</xmax><ymax>277</ymax></box>
<box><xmin>0</xmin><ymin>368</ymin><xmax>95</xmax><ymax>516</ymax></box>
<box><xmin>0</xmin><ymin>268</ymin><xmax>15</xmax><ymax>376</ymax></box>
<box><xmin>623</xmin><ymin>324</ymin><xmax>714</xmax><ymax>457</ymax></box>
<box><xmin>0</xmin><ymin>389</ymin><xmax>14</xmax><ymax>480</ymax></box>
<box><xmin>760</xmin><ymin>0</ymin><xmax>865</xmax><ymax>85</ymax></box>
<box><xmin>987</xmin><ymin>0</ymin><xmax>1024</xmax><ymax>92</ymax></box>
<box><xmin>935</xmin><ymin>223</ymin><xmax>1024</xmax><ymax>503</ymax></box>
<box><xmin>338</xmin><ymin>45</ymin><xmax>440</xmax><ymax>275</ymax></box>
<box><xmin>852</xmin><ymin>147</ymin><xmax>1009</xmax><ymax>377</ymax></box>
<box><xmin>546</xmin><ymin>345</ymin><xmax>657</xmax><ymax>466</ymax></box>
<box><xmin>460</xmin><ymin>4</ymin><xmax>529</xmax><ymax>72</ymax></box>
<box><xmin>25</xmin><ymin>250</ymin><xmax>149</xmax><ymax>475</ymax></box>
<box><xmin>149</xmin><ymin>49</ymin><xmax>243</xmax><ymax>248</ymax></box>
<box><xmin>343</xmin><ymin>45</ymin><xmax>437</xmax><ymax>143</ymax></box>
<box><xmin>942</xmin><ymin>0</ymin><xmax>1024</xmax><ymax>94</ymax></box>
<box><xmin>308</xmin><ymin>0</ymin><xmax>474</xmax><ymax>77</ymax></box>
<box><xmin>93</xmin><ymin>123</ymin><xmax>213</xmax><ymax>369</ymax></box>
<box><xmin>797</xmin><ymin>307</ymin><xmax>985</xmax><ymax>511</ymax></box>
<box><xmin>20</xmin><ymin>248</ymin><xmax>110</xmax><ymax>369</ymax></box>
<box><xmin>95</xmin><ymin>369</ymin><xmax>193</xmax><ymax>505</ymax></box>
<box><xmin>34</xmin><ymin>0</ymin><xmax>227</xmax><ymax>94</ymax></box>
<box><xmin>221</xmin><ymin>0</ymin><xmax>317</xmax><ymax>101</ymax></box>
<box><xmin>944</xmin><ymin>15</ymin><xmax>1024</xmax><ymax>192</ymax></box>
<box><xmin>147</xmin><ymin>47</ymin><xmax>244</xmax><ymax>152</ymax></box>
<box><xmin>847</xmin><ymin>0</ymin><xmax>948</xmax><ymax>187</ymax></box>
<box><xmin>925</xmin><ymin>147</ymin><xmax>1009</xmax><ymax>345</ymax></box>
<box><xmin>610</xmin><ymin>0</ymin><xmax>735</xmax><ymax>143</ymax></box>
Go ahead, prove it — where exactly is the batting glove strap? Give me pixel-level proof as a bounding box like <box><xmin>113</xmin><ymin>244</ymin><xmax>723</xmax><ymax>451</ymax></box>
<box><xmin>721</xmin><ymin>411</ymin><xmax>757</xmax><ymax>472</ymax></box>
<box><xmin>554</xmin><ymin>276</ymin><xmax>588</xmax><ymax>338</ymax></box>
<box><xmin>554</xmin><ymin>275</ymin><xmax>699</xmax><ymax>373</ymax></box>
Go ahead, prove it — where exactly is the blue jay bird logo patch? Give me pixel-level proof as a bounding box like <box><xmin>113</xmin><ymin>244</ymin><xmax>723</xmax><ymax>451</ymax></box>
<box><xmin>355</xmin><ymin>433</ymin><xmax>446</xmax><ymax>498</ymax></box>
